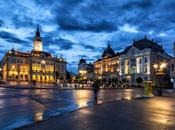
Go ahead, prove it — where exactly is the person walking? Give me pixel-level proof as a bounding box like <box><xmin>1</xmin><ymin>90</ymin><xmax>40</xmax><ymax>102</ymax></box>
<box><xmin>92</xmin><ymin>79</ymin><xmax>101</xmax><ymax>104</ymax></box>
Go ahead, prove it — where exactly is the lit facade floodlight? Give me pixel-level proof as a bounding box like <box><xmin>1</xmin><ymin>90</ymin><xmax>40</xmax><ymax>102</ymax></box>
<box><xmin>153</xmin><ymin>62</ymin><xmax>167</xmax><ymax>96</ymax></box>
<box><xmin>153</xmin><ymin>64</ymin><xmax>158</xmax><ymax>69</ymax></box>
<box><xmin>41</xmin><ymin>60</ymin><xmax>46</xmax><ymax>64</ymax></box>
<box><xmin>160</xmin><ymin>62</ymin><xmax>167</xmax><ymax>69</ymax></box>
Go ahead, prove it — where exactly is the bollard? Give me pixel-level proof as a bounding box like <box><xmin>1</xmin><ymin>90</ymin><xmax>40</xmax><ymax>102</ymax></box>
<box><xmin>144</xmin><ymin>81</ymin><xmax>154</xmax><ymax>97</ymax></box>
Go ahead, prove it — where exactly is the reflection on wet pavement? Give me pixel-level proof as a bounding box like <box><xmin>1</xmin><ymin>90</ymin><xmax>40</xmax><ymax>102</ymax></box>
<box><xmin>0</xmin><ymin>87</ymin><xmax>143</xmax><ymax>129</ymax></box>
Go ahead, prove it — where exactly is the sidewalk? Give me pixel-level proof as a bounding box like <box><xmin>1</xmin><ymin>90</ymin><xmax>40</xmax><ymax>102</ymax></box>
<box><xmin>19</xmin><ymin>97</ymin><xmax>175</xmax><ymax>130</ymax></box>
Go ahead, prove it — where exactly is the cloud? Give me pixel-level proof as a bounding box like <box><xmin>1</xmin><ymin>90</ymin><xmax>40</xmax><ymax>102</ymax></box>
<box><xmin>57</xmin><ymin>18</ymin><xmax>117</xmax><ymax>32</ymax></box>
<box><xmin>0</xmin><ymin>0</ymin><xmax>174</xmax><ymax>73</ymax></box>
<box><xmin>0</xmin><ymin>20</ymin><xmax>4</xmax><ymax>27</ymax></box>
<box><xmin>49</xmin><ymin>38</ymin><xmax>74</xmax><ymax>50</ymax></box>
<box><xmin>0</xmin><ymin>31</ymin><xmax>26</xmax><ymax>43</ymax></box>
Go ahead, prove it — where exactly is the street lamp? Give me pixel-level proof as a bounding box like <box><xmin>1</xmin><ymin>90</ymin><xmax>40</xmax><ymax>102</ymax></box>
<box><xmin>153</xmin><ymin>62</ymin><xmax>167</xmax><ymax>96</ymax></box>
<box><xmin>41</xmin><ymin>60</ymin><xmax>46</xmax><ymax>64</ymax></box>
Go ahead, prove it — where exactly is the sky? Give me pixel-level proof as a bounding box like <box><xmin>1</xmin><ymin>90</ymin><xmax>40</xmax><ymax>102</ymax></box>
<box><xmin>0</xmin><ymin>0</ymin><xmax>175</xmax><ymax>73</ymax></box>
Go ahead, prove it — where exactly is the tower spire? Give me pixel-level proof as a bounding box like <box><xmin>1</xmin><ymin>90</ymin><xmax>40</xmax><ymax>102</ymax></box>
<box><xmin>33</xmin><ymin>25</ymin><xmax>43</xmax><ymax>51</ymax></box>
<box><xmin>34</xmin><ymin>24</ymin><xmax>41</xmax><ymax>42</ymax></box>
<box><xmin>107</xmin><ymin>41</ymin><xmax>110</xmax><ymax>48</ymax></box>
<box><xmin>36</xmin><ymin>24</ymin><xmax>40</xmax><ymax>38</ymax></box>
<box><xmin>144</xmin><ymin>34</ymin><xmax>147</xmax><ymax>39</ymax></box>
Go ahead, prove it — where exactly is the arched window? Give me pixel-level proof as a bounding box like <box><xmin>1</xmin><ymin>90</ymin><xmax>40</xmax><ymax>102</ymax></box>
<box><xmin>171</xmin><ymin>64</ymin><xmax>174</xmax><ymax>72</ymax></box>
<box><xmin>20</xmin><ymin>74</ymin><xmax>23</xmax><ymax>79</ymax></box>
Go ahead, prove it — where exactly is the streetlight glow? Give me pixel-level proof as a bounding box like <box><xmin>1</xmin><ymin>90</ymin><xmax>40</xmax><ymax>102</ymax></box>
<box><xmin>160</xmin><ymin>62</ymin><xmax>167</xmax><ymax>69</ymax></box>
<box><xmin>41</xmin><ymin>60</ymin><xmax>46</xmax><ymax>64</ymax></box>
<box><xmin>153</xmin><ymin>64</ymin><xmax>158</xmax><ymax>69</ymax></box>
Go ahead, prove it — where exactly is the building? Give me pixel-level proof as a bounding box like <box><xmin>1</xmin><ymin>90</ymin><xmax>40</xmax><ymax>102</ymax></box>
<box><xmin>78</xmin><ymin>58</ymin><xmax>94</xmax><ymax>80</ymax></box>
<box><xmin>119</xmin><ymin>35</ymin><xmax>171</xmax><ymax>84</ymax></box>
<box><xmin>1</xmin><ymin>26</ymin><xmax>66</xmax><ymax>85</ymax></box>
<box><xmin>93</xmin><ymin>44</ymin><xmax>120</xmax><ymax>85</ymax></box>
<box><xmin>170</xmin><ymin>42</ymin><xmax>175</xmax><ymax>88</ymax></box>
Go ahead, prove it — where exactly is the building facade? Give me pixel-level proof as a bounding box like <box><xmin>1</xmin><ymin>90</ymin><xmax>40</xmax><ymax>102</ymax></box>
<box><xmin>119</xmin><ymin>36</ymin><xmax>171</xmax><ymax>83</ymax></box>
<box><xmin>78</xmin><ymin>58</ymin><xmax>94</xmax><ymax>80</ymax></box>
<box><xmin>1</xmin><ymin>26</ymin><xmax>66</xmax><ymax>85</ymax></box>
<box><xmin>94</xmin><ymin>44</ymin><xmax>120</xmax><ymax>85</ymax></box>
<box><xmin>170</xmin><ymin>42</ymin><xmax>175</xmax><ymax>88</ymax></box>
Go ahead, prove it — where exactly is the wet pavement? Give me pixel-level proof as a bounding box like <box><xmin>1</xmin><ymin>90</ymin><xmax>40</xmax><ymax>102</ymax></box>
<box><xmin>20</xmin><ymin>97</ymin><xmax>175</xmax><ymax>130</ymax></box>
<box><xmin>0</xmin><ymin>87</ymin><xmax>144</xmax><ymax>130</ymax></box>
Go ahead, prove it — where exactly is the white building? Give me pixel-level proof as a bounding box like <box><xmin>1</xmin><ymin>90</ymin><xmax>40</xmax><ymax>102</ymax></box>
<box><xmin>119</xmin><ymin>36</ymin><xmax>171</xmax><ymax>83</ymax></box>
<box><xmin>170</xmin><ymin>42</ymin><xmax>175</xmax><ymax>88</ymax></box>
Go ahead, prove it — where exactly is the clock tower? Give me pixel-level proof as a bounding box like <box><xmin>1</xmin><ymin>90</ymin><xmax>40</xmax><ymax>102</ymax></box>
<box><xmin>33</xmin><ymin>25</ymin><xmax>43</xmax><ymax>52</ymax></box>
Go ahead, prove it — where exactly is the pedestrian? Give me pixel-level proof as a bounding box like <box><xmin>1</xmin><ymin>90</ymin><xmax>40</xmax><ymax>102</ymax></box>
<box><xmin>92</xmin><ymin>79</ymin><xmax>101</xmax><ymax>104</ymax></box>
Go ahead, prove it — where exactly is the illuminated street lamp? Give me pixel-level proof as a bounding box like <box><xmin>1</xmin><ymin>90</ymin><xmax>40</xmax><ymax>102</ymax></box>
<box><xmin>41</xmin><ymin>60</ymin><xmax>46</xmax><ymax>64</ymax></box>
<box><xmin>153</xmin><ymin>62</ymin><xmax>167</xmax><ymax>96</ymax></box>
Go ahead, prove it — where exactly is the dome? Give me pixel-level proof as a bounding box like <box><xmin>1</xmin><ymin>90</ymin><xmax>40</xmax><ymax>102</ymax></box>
<box><xmin>79</xmin><ymin>58</ymin><xmax>86</xmax><ymax>64</ymax></box>
<box><xmin>102</xmin><ymin>43</ymin><xmax>115</xmax><ymax>58</ymax></box>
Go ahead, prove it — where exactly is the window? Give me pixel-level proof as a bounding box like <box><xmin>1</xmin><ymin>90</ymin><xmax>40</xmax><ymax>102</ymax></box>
<box><xmin>144</xmin><ymin>77</ymin><xmax>148</xmax><ymax>81</ymax></box>
<box><xmin>122</xmin><ymin>69</ymin><xmax>124</xmax><ymax>74</ymax></box>
<box><xmin>144</xmin><ymin>65</ymin><xmax>147</xmax><ymax>73</ymax></box>
<box><xmin>130</xmin><ymin>59</ymin><xmax>136</xmax><ymax>66</ymax></box>
<box><xmin>25</xmin><ymin>74</ymin><xmax>28</xmax><ymax>80</ymax></box>
<box><xmin>127</xmin><ymin>61</ymin><xmax>130</xmax><ymax>65</ymax></box>
<box><xmin>130</xmin><ymin>66</ymin><xmax>136</xmax><ymax>74</ymax></box>
<box><xmin>171</xmin><ymin>64</ymin><xmax>174</xmax><ymax>72</ymax></box>
<box><xmin>20</xmin><ymin>74</ymin><xmax>23</xmax><ymax>79</ymax></box>
<box><xmin>121</xmin><ymin>62</ymin><xmax>123</xmax><ymax>66</ymax></box>
<box><xmin>139</xmin><ymin>59</ymin><xmax>142</xmax><ymax>64</ymax></box>
<box><xmin>144</xmin><ymin>57</ymin><xmax>148</xmax><ymax>63</ymax></box>
<box><xmin>140</xmin><ymin>67</ymin><xmax>142</xmax><ymax>73</ymax></box>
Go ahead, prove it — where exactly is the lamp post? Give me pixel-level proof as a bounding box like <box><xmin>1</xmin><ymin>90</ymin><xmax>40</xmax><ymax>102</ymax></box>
<box><xmin>153</xmin><ymin>62</ymin><xmax>167</xmax><ymax>96</ymax></box>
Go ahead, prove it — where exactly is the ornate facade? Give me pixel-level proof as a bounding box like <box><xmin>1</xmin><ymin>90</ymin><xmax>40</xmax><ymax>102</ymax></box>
<box><xmin>94</xmin><ymin>44</ymin><xmax>120</xmax><ymax>84</ymax></box>
<box><xmin>119</xmin><ymin>36</ymin><xmax>171</xmax><ymax>83</ymax></box>
<box><xmin>1</xmin><ymin>26</ymin><xmax>66</xmax><ymax>84</ymax></box>
<box><xmin>170</xmin><ymin>42</ymin><xmax>175</xmax><ymax>88</ymax></box>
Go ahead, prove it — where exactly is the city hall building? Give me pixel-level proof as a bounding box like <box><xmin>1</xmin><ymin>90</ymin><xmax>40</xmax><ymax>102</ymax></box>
<box><xmin>0</xmin><ymin>26</ymin><xmax>66</xmax><ymax>85</ymax></box>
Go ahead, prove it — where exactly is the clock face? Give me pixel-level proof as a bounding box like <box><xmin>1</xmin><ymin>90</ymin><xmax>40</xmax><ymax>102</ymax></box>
<box><xmin>36</xmin><ymin>44</ymin><xmax>41</xmax><ymax>49</ymax></box>
<box><xmin>34</xmin><ymin>41</ymin><xmax>42</xmax><ymax>51</ymax></box>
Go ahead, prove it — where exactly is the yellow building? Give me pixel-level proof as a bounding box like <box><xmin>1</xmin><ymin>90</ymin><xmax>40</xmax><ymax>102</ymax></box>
<box><xmin>1</xmin><ymin>26</ymin><xmax>66</xmax><ymax>84</ymax></box>
<box><xmin>94</xmin><ymin>44</ymin><xmax>120</xmax><ymax>85</ymax></box>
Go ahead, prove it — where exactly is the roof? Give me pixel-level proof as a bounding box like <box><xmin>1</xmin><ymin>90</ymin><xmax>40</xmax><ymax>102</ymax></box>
<box><xmin>122</xmin><ymin>37</ymin><xmax>165</xmax><ymax>54</ymax></box>
<box><xmin>7</xmin><ymin>49</ymin><xmax>29</xmax><ymax>57</ymax></box>
<box><xmin>79</xmin><ymin>58</ymin><xmax>86</xmax><ymax>64</ymax></box>
<box><xmin>34</xmin><ymin>25</ymin><xmax>42</xmax><ymax>41</ymax></box>
<box><xmin>102</xmin><ymin>43</ymin><xmax>115</xmax><ymax>58</ymax></box>
<box><xmin>31</xmin><ymin>50</ymin><xmax>51</xmax><ymax>58</ymax></box>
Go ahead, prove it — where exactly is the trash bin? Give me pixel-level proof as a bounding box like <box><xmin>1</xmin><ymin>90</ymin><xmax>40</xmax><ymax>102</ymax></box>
<box><xmin>144</xmin><ymin>81</ymin><xmax>154</xmax><ymax>97</ymax></box>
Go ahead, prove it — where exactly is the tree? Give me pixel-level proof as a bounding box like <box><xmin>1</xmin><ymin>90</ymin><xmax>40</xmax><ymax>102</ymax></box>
<box><xmin>135</xmin><ymin>77</ymin><xmax>143</xmax><ymax>83</ymax></box>
<box><xmin>135</xmin><ymin>77</ymin><xmax>143</xmax><ymax>87</ymax></box>
<box><xmin>66</xmin><ymin>71</ymin><xmax>71</xmax><ymax>82</ymax></box>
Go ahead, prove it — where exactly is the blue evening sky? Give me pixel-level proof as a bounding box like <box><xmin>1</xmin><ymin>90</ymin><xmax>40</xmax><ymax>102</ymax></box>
<box><xmin>0</xmin><ymin>0</ymin><xmax>174</xmax><ymax>73</ymax></box>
